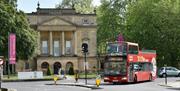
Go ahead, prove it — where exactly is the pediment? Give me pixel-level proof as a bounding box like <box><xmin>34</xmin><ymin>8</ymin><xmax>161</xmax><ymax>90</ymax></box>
<box><xmin>40</xmin><ymin>17</ymin><xmax>75</xmax><ymax>26</ymax></box>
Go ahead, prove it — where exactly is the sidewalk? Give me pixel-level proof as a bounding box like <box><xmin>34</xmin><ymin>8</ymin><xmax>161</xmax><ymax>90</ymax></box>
<box><xmin>46</xmin><ymin>82</ymin><xmax>102</xmax><ymax>89</ymax></box>
<box><xmin>45</xmin><ymin>76</ymin><xmax>103</xmax><ymax>89</ymax></box>
<box><xmin>159</xmin><ymin>81</ymin><xmax>180</xmax><ymax>88</ymax></box>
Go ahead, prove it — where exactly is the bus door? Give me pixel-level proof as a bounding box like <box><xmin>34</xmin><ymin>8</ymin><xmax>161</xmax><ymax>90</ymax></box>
<box><xmin>128</xmin><ymin>63</ymin><xmax>134</xmax><ymax>82</ymax></box>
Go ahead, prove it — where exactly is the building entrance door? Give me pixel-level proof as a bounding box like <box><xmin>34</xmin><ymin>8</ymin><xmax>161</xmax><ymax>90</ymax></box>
<box><xmin>53</xmin><ymin>62</ymin><xmax>61</xmax><ymax>75</ymax></box>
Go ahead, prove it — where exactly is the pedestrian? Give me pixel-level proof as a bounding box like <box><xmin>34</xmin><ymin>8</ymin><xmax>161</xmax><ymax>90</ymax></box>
<box><xmin>58</xmin><ymin>68</ymin><xmax>61</xmax><ymax>78</ymax></box>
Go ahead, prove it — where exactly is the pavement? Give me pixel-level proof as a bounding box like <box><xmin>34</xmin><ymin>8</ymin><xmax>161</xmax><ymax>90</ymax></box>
<box><xmin>45</xmin><ymin>76</ymin><xmax>103</xmax><ymax>89</ymax></box>
<box><xmin>158</xmin><ymin>80</ymin><xmax>180</xmax><ymax>88</ymax></box>
<box><xmin>45</xmin><ymin>82</ymin><xmax>102</xmax><ymax>89</ymax></box>
<box><xmin>2</xmin><ymin>76</ymin><xmax>103</xmax><ymax>89</ymax></box>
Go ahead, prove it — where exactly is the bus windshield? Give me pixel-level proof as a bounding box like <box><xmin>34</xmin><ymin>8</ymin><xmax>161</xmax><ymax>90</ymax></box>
<box><xmin>104</xmin><ymin>61</ymin><xmax>126</xmax><ymax>76</ymax></box>
<box><xmin>107</xmin><ymin>43</ymin><xmax>127</xmax><ymax>55</ymax></box>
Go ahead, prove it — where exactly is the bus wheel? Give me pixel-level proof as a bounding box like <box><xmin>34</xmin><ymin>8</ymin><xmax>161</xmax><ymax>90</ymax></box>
<box><xmin>149</xmin><ymin>74</ymin><xmax>152</xmax><ymax>81</ymax></box>
<box><xmin>134</xmin><ymin>75</ymin><xmax>137</xmax><ymax>83</ymax></box>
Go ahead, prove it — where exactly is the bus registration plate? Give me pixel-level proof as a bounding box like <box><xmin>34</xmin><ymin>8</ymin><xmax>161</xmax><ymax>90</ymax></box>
<box><xmin>113</xmin><ymin>80</ymin><xmax>118</xmax><ymax>82</ymax></box>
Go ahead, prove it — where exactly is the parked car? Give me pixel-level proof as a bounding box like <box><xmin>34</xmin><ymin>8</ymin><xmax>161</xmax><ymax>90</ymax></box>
<box><xmin>158</xmin><ymin>66</ymin><xmax>180</xmax><ymax>77</ymax></box>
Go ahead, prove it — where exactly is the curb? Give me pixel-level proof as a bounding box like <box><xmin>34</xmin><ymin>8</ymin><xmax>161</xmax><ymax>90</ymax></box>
<box><xmin>45</xmin><ymin>83</ymin><xmax>103</xmax><ymax>89</ymax></box>
<box><xmin>158</xmin><ymin>84</ymin><xmax>172</xmax><ymax>87</ymax></box>
<box><xmin>0</xmin><ymin>88</ymin><xmax>17</xmax><ymax>91</ymax></box>
<box><xmin>2</xmin><ymin>78</ymin><xmax>57</xmax><ymax>82</ymax></box>
<box><xmin>158</xmin><ymin>82</ymin><xmax>180</xmax><ymax>88</ymax></box>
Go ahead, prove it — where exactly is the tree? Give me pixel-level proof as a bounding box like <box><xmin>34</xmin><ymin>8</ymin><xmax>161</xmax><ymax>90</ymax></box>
<box><xmin>125</xmin><ymin>0</ymin><xmax>180</xmax><ymax>68</ymax></box>
<box><xmin>0</xmin><ymin>0</ymin><xmax>37</xmax><ymax>60</ymax></box>
<box><xmin>56</xmin><ymin>0</ymin><xmax>94</xmax><ymax>14</ymax></box>
<box><xmin>97</xmin><ymin>0</ymin><xmax>130</xmax><ymax>54</ymax></box>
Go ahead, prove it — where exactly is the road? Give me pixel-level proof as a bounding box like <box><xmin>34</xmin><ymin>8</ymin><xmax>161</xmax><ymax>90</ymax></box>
<box><xmin>2</xmin><ymin>77</ymin><xmax>180</xmax><ymax>91</ymax></box>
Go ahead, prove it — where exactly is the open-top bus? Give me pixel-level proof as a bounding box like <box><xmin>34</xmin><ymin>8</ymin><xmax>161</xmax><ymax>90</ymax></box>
<box><xmin>104</xmin><ymin>42</ymin><xmax>156</xmax><ymax>83</ymax></box>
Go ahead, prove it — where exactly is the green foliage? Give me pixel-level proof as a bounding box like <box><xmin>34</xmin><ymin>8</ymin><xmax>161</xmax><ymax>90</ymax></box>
<box><xmin>56</xmin><ymin>0</ymin><xmax>94</xmax><ymax>14</ymax></box>
<box><xmin>97</xmin><ymin>0</ymin><xmax>130</xmax><ymax>54</ymax></box>
<box><xmin>47</xmin><ymin>67</ymin><xmax>52</xmax><ymax>76</ymax></box>
<box><xmin>125</xmin><ymin>0</ymin><xmax>180</xmax><ymax>68</ymax></box>
<box><xmin>97</xmin><ymin>0</ymin><xmax>180</xmax><ymax>68</ymax></box>
<box><xmin>0</xmin><ymin>0</ymin><xmax>37</xmax><ymax>60</ymax></box>
<box><xmin>68</xmin><ymin>67</ymin><xmax>74</xmax><ymax>75</ymax></box>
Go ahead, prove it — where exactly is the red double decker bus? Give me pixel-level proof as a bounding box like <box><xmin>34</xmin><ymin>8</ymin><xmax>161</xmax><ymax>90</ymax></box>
<box><xmin>104</xmin><ymin>42</ymin><xmax>157</xmax><ymax>83</ymax></box>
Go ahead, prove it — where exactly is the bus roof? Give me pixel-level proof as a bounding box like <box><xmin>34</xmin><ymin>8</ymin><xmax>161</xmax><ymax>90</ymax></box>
<box><xmin>126</xmin><ymin>42</ymin><xmax>138</xmax><ymax>46</ymax></box>
<box><xmin>140</xmin><ymin>50</ymin><xmax>156</xmax><ymax>54</ymax></box>
<box><xmin>107</xmin><ymin>41</ymin><xmax>138</xmax><ymax>46</ymax></box>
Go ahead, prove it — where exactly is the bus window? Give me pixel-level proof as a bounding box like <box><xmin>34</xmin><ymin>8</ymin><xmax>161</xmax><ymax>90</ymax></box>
<box><xmin>107</xmin><ymin>43</ymin><xmax>127</xmax><ymax>55</ymax></box>
<box><xmin>128</xmin><ymin>45</ymin><xmax>138</xmax><ymax>54</ymax></box>
<box><xmin>133</xmin><ymin>63</ymin><xmax>140</xmax><ymax>71</ymax></box>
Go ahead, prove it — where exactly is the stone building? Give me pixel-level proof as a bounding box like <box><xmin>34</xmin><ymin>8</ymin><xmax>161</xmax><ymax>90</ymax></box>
<box><xmin>22</xmin><ymin>6</ymin><xmax>97</xmax><ymax>74</ymax></box>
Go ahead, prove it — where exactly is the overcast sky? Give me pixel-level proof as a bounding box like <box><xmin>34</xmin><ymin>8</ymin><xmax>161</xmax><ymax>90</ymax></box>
<box><xmin>17</xmin><ymin>0</ymin><xmax>101</xmax><ymax>13</ymax></box>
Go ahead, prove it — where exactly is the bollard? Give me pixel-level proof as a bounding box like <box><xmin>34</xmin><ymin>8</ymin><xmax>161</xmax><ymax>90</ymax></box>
<box><xmin>74</xmin><ymin>70</ymin><xmax>79</xmax><ymax>83</ymax></box>
<box><xmin>164</xmin><ymin>64</ymin><xmax>167</xmax><ymax>85</ymax></box>
<box><xmin>95</xmin><ymin>75</ymin><xmax>101</xmax><ymax>87</ymax></box>
<box><xmin>75</xmin><ymin>73</ymin><xmax>78</xmax><ymax>83</ymax></box>
<box><xmin>54</xmin><ymin>75</ymin><xmax>58</xmax><ymax>85</ymax></box>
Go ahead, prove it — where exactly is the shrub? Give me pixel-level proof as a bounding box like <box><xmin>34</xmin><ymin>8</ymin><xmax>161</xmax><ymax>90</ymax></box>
<box><xmin>68</xmin><ymin>67</ymin><xmax>74</xmax><ymax>75</ymax></box>
<box><xmin>47</xmin><ymin>67</ymin><xmax>52</xmax><ymax>76</ymax></box>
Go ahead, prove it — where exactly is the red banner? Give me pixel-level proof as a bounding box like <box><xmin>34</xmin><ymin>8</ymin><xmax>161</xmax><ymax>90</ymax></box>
<box><xmin>9</xmin><ymin>34</ymin><xmax>16</xmax><ymax>64</ymax></box>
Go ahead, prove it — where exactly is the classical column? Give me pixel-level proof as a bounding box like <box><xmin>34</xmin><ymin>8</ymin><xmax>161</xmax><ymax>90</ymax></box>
<box><xmin>74</xmin><ymin>31</ymin><xmax>77</xmax><ymax>55</ymax></box>
<box><xmin>38</xmin><ymin>32</ymin><xmax>41</xmax><ymax>55</ymax></box>
<box><xmin>49</xmin><ymin>31</ymin><xmax>53</xmax><ymax>55</ymax></box>
<box><xmin>62</xmin><ymin>31</ymin><xmax>65</xmax><ymax>55</ymax></box>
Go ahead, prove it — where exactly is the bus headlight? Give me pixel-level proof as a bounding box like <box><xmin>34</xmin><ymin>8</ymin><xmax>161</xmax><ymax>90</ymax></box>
<box><xmin>104</xmin><ymin>77</ymin><xmax>109</xmax><ymax>80</ymax></box>
<box><xmin>121</xmin><ymin>77</ymin><xmax>127</xmax><ymax>80</ymax></box>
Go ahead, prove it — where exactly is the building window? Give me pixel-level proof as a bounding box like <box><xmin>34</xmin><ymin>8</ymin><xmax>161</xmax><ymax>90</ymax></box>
<box><xmin>42</xmin><ymin>41</ymin><xmax>48</xmax><ymax>54</ymax></box>
<box><xmin>82</xmin><ymin>19</ymin><xmax>89</xmax><ymax>25</ymax></box>
<box><xmin>41</xmin><ymin>62</ymin><xmax>49</xmax><ymax>69</ymax></box>
<box><xmin>66</xmin><ymin>62</ymin><xmax>73</xmax><ymax>74</ymax></box>
<box><xmin>53</xmin><ymin>41</ymin><xmax>60</xmax><ymax>56</ymax></box>
<box><xmin>65</xmin><ymin>40</ymin><xmax>71</xmax><ymax>55</ymax></box>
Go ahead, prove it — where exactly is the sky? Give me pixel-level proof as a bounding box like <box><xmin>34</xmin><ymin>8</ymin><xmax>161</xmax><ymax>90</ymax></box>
<box><xmin>17</xmin><ymin>0</ymin><xmax>101</xmax><ymax>13</ymax></box>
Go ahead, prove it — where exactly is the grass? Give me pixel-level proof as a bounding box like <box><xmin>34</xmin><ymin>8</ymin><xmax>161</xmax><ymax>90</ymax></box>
<box><xmin>1</xmin><ymin>73</ymin><xmax>98</xmax><ymax>81</ymax></box>
<box><xmin>78</xmin><ymin>73</ymin><xmax>97</xmax><ymax>79</ymax></box>
<box><xmin>3</xmin><ymin>75</ymin><xmax>18</xmax><ymax>80</ymax></box>
<box><xmin>2</xmin><ymin>75</ymin><xmax>55</xmax><ymax>81</ymax></box>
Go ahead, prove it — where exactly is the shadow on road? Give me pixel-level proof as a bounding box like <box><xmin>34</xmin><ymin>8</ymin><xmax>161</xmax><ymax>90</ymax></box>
<box><xmin>99</xmin><ymin>81</ymin><xmax>153</xmax><ymax>86</ymax></box>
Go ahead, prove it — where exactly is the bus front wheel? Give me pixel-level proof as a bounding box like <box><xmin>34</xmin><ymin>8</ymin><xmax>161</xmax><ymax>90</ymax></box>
<box><xmin>149</xmin><ymin>74</ymin><xmax>152</xmax><ymax>81</ymax></box>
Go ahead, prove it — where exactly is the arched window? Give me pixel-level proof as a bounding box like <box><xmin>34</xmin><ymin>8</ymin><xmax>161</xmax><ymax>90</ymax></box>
<box><xmin>41</xmin><ymin>62</ymin><xmax>49</xmax><ymax>69</ymax></box>
<box><xmin>66</xmin><ymin>62</ymin><xmax>74</xmax><ymax>74</ymax></box>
